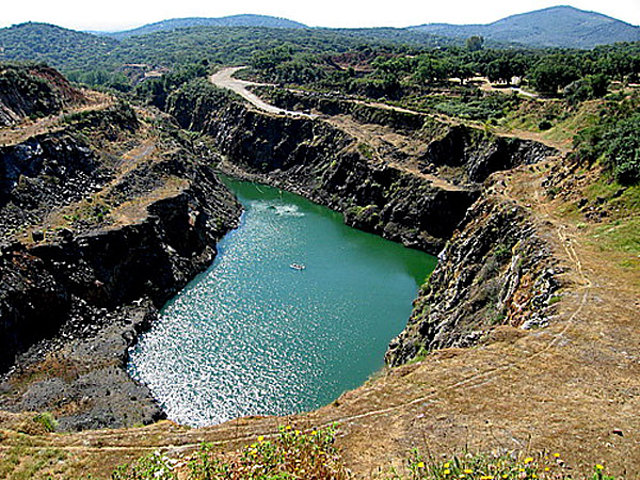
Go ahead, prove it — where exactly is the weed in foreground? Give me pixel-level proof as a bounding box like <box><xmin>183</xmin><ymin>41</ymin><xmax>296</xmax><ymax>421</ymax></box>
<box><xmin>32</xmin><ymin>412</ymin><xmax>58</xmax><ymax>433</ymax></box>
<box><xmin>390</xmin><ymin>450</ymin><xmax>616</xmax><ymax>480</ymax></box>
<box><xmin>112</xmin><ymin>424</ymin><xmax>348</xmax><ymax>480</ymax></box>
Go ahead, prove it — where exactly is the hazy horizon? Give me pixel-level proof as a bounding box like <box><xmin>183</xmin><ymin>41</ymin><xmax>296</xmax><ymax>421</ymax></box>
<box><xmin>1</xmin><ymin>0</ymin><xmax>639</xmax><ymax>32</ymax></box>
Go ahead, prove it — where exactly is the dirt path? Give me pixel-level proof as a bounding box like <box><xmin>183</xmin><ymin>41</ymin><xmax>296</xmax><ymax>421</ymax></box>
<box><xmin>473</xmin><ymin>76</ymin><xmax>540</xmax><ymax>99</ymax></box>
<box><xmin>0</xmin><ymin>91</ymin><xmax>113</xmax><ymax>147</ymax></box>
<box><xmin>210</xmin><ymin>67</ymin><xmax>317</xmax><ymax>119</ymax></box>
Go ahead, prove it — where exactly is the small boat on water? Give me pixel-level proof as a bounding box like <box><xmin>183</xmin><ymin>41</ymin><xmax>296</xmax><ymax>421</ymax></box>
<box><xmin>289</xmin><ymin>263</ymin><xmax>306</xmax><ymax>271</ymax></box>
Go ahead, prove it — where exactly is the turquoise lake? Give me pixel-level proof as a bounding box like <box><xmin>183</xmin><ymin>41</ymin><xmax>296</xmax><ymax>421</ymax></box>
<box><xmin>128</xmin><ymin>178</ymin><xmax>436</xmax><ymax>426</ymax></box>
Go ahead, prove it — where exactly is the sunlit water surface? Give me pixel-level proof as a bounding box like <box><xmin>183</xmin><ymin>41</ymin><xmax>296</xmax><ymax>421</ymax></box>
<box><xmin>128</xmin><ymin>179</ymin><xmax>436</xmax><ymax>426</ymax></box>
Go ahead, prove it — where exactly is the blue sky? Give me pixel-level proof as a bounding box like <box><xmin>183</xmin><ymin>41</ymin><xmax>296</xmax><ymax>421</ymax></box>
<box><xmin>1</xmin><ymin>0</ymin><xmax>638</xmax><ymax>31</ymax></box>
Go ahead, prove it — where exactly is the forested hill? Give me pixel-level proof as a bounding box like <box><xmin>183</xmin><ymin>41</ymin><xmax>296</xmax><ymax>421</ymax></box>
<box><xmin>1</xmin><ymin>7</ymin><xmax>638</xmax><ymax>92</ymax></box>
<box><xmin>101</xmin><ymin>14</ymin><xmax>307</xmax><ymax>39</ymax></box>
<box><xmin>410</xmin><ymin>5</ymin><xmax>640</xmax><ymax>48</ymax></box>
<box><xmin>0</xmin><ymin>22</ymin><xmax>117</xmax><ymax>71</ymax></box>
<box><xmin>0</xmin><ymin>22</ymin><xmax>450</xmax><ymax>75</ymax></box>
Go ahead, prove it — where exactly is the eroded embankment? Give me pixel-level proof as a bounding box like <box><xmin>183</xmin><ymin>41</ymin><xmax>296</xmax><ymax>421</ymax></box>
<box><xmin>386</xmin><ymin>192</ymin><xmax>561</xmax><ymax>364</ymax></box>
<box><xmin>167</xmin><ymin>82</ymin><xmax>561</xmax><ymax>364</ymax></box>
<box><xmin>0</xmin><ymin>97</ymin><xmax>241</xmax><ymax>430</ymax></box>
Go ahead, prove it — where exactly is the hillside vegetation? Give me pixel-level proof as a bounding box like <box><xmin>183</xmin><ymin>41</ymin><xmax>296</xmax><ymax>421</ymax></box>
<box><xmin>0</xmin><ymin>22</ymin><xmax>450</xmax><ymax>89</ymax></box>
<box><xmin>0</xmin><ymin>22</ymin><xmax>117</xmax><ymax>71</ymax></box>
<box><xmin>0</xmin><ymin>63</ymin><xmax>85</xmax><ymax>126</ymax></box>
<box><xmin>1</xmin><ymin>6</ymin><xmax>638</xmax><ymax>93</ymax></box>
<box><xmin>411</xmin><ymin>5</ymin><xmax>640</xmax><ymax>48</ymax></box>
<box><xmin>103</xmin><ymin>14</ymin><xmax>308</xmax><ymax>39</ymax></box>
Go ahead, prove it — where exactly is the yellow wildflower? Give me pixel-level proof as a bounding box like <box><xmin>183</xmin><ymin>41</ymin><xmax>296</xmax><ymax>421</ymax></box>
<box><xmin>417</xmin><ymin>462</ymin><xmax>425</xmax><ymax>468</ymax></box>
<box><xmin>464</xmin><ymin>469</ymin><xmax>473</xmax><ymax>474</ymax></box>
<box><xmin>480</xmin><ymin>476</ymin><xmax>494</xmax><ymax>480</ymax></box>
<box><xmin>596</xmin><ymin>464</ymin><xmax>604</xmax><ymax>471</ymax></box>
<box><xmin>258</xmin><ymin>436</ymin><xmax>264</xmax><ymax>442</ymax></box>
<box><xmin>553</xmin><ymin>453</ymin><xmax>560</xmax><ymax>458</ymax></box>
<box><xmin>444</xmin><ymin>469</ymin><xmax>451</xmax><ymax>475</ymax></box>
<box><xmin>444</xmin><ymin>462</ymin><xmax>451</xmax><ymax>468</ymax></box>
<box><xmin>544</xmin><ymin>467</ymin><xmax>550</xmax><ymax>472</ymax></box>
<box><xmin>311</xmin><ymin>430</ymin><xmax>318</xmax><ymax>435</ymax></box>
<box><xmin>295</xmin><ymin>429</ymin><xmax>301</xmax><ymax>435</ymax></box>
<box><xmin>285</xmin><ymin>425</ymin><xmax>292</xmax><ymax>430</ymax></box>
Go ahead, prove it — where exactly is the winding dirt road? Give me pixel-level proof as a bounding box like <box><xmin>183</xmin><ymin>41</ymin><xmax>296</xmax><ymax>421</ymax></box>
<box><xmin>210</xmin><ymin>67</ymin><xmax>317</xmax><ymax>119</ymax></box>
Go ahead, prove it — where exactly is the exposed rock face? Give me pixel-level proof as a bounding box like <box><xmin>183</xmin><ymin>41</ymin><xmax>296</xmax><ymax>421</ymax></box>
<box><xmin>0</xmin><ymin>65</ymin><xmax>84</xmax><ymax>127</ymax></box>
<box><xmin>385</xmin><ymin>191</ymin><xmax>560</xmax><ymax>366</ymax></box>
<box><xmin>210</xmin><ymin>111</ymin><xmax>477</xmax><ymax>251</ymax></box>
<box><xmin>0</xmin><ymin>102</ymin><xmax>241</xmax><ymax>430</ymax></box>
<box><xmin>168</xmin><ymin>85</ymin><xmax>482</xmax><ymax>253</ymax></box>
<box><xmin>168</xmin><ymin>82</ymin><xmax>557</xmax><ymax>254</ymax></box>
<box><xmin>419</xmin><ymin>125</ymin><xmax>557</xmax><ymax>183</ymax></box>
<box><xmin>261</xmin><ymin>88</ymin><xmax>558</xmax><ymax>182</ymax></box>
<box><xmin>0</xmin><ymin>133</ymin><xmax>105</xmax><ymax>237</ymax></box>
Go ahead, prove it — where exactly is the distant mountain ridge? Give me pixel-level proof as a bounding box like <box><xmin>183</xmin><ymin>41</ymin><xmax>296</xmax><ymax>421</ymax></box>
<box><xmin>1</xmin><ymin>5</ymin><xmax>638</xmax><ymax>73</ymax></box>
<box><xmin>102</xmin><ymin>14</ymin><xmax>307</xmax><ymax>39</ymax></box>
<box><xmin>410</xmin><ymin>5</ymin><xmax>640</xmax><ymax>48</ymax></box>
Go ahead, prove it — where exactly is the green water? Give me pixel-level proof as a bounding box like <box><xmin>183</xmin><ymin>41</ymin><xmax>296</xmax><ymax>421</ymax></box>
<box><xmin>128</xmin><ymin>178</ymin><xmax>436</xmax><ymax>427</ymax></box>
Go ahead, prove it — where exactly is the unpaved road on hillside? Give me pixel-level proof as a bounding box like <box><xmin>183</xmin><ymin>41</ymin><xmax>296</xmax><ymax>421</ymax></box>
<box><xmin>0</xmin><ymin>90</ymin><xmax>113</xmax><ymax>147</ymax></box>
<box><xmin>211</xmin><ymin>68</ymin><xmax>567</xmax><ymax>153</ymax></box>
<box><xmin>210</xmin><ymin>67</ymin><xmax>317</xmax><ymax>119</ymax></box>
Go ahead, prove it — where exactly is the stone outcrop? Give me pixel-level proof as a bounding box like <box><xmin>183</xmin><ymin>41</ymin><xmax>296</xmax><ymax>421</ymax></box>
<box><xmin>386</xmin><ymin>191</ymin><xmax>560</xmax><ymax>366</ymax></box>
<box><xmin>0</xmin><ymin>101</ymin><xmax>241</xmax><ymax>430</ymax></box>
<box><xmin>0</xmin><ymin>64</ymin><xmax>84</xmax><ymax>127</ymax></box>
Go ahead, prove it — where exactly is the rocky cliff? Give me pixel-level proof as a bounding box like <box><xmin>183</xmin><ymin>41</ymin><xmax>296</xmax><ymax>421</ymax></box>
<box><xmin>0</xmin><ymin>99</ymin><xmax>241</xmax><ymax>429</ymax></box>
<box><xmin>169</xmin><ymin>82</ymin><xmax>555</xmax><ymax>254</ymax></box>
<box><xmin>259</xmin><ymin>87</ymin><xmax>556</xmax><ymax>182</ymax></box>
<box><xmin>386</xmin><ymin>184</ymin><xmax>561</xmax><ymax>365</ymax></box>
<box><xmin>0</xmin><ymin>69</ymin><xmax>564</xmax><ymax>430</ymax></box>
<box><xmin>168</xmin><ymin>84</ymin><xmax>477</xmax><ymax>252</ymax></box>
<box><xmin>0</xmin><ymin>64</ymin><xmax>84</xmax><ymax>127</ymax></box>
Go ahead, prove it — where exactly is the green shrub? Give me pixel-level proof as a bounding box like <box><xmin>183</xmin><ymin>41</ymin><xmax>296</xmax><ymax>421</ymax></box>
<box><xmin>112</xmin><ymin>451</ymin><xmax>177</xmax><ymax>480</ymax></box>
<box><xmin>358</xmin><ymin>143</ymin><xmax>374</xmax><ymax>160</ymax></box>
<box><xmin>572</xmin><ymin>94</ymin><xmax>640</xmax><ymax>185</ymax></box>
<box><xmin>33</xmin><ymin>412</ymin><xmax>58</xmax><ymax>432</ymax></box>
<box><xmin>603</xmin><ymin>114</ymin><xmax>640</xmax><ymax>185</ymax></box>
